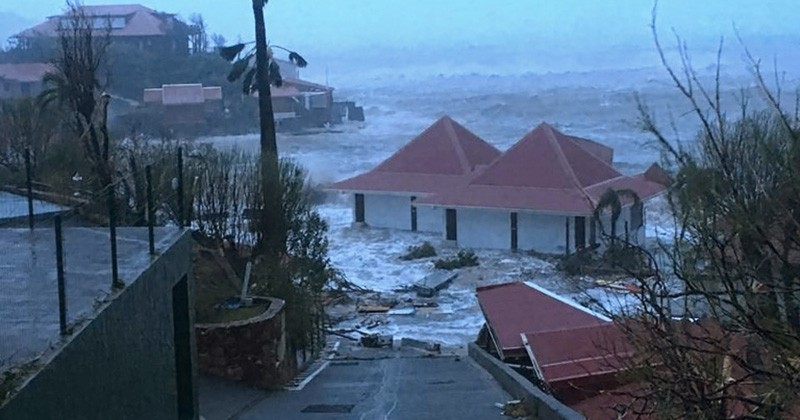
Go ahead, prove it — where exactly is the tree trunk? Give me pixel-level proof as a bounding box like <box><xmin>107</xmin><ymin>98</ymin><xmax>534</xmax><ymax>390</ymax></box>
<box><xmin>252</xmin><ymin>0</ymin><xmax>284</xmax><ymax>258</ymax></box>
<box><xmin>252</xmin><ymin>0</ymin><xmax>277</xmax><ymax>159</ymax></box>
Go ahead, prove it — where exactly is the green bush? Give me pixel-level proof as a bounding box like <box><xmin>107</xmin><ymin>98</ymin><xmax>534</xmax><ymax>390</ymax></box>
<box><xmin>434</xmin><ymin>250</ymin><xmax>479</xmax><ymax>270</ymax></box>
<box><xmin>400</xmin><ymin>242</ymin><xmax>437</xmax><ymax>260</ymax></box>
<box><xmin>557</xmin><ymin>248</ymin><xmax>598</xmax><ymax>276</ymax></box>
<box><xmin>603</xmin><ymin>243</ymin><xmax>651</xmax><ymax>274</ymax></box>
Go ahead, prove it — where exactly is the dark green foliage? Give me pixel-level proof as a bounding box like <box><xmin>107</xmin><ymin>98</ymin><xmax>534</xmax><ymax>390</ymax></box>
<box><xmin>434</xmin><ymin>250</ymin><xmax>479</xmax><ymax>270</ymax></box>
<box><xmin>288</xmin><ymin>51</ymin><xmax>308</xmax><ymax>68</ymax></box>
<box><xmin>557</xmin><ymin>248</ymin><xmax>597</xmax><ymax>276</ymax></box>
<box><xmin>218</xmin><ymin>43</ymin><xmax>245</xmax><ymax>61</ymax></box>
<box><xmin>241</xmin><ymin>68</ymin><xmax>257</xmax><ymax>94</ymax></box>
<box><xmin>227</xmin><ymin>56</ymin><xmax>252</xmax><ymax>82</ymax></box>
<box><xmin>557</xmin><ymin>244</ymin><xmax>651</xmax><ymax>276</ymax></box>
<box><xmin>400</xmin><ymin>242</ymin><xmax>437</xmax><ymax>261</ymax></box>
<box><xmin>593</xmin><ymin>188</ymin><xmax>640</xmax><ymax>243</ymax></box>
<box><xmin>268</xmin><ymin>60</ymin><xmax>282</xmax><ymax>87</ymax></box>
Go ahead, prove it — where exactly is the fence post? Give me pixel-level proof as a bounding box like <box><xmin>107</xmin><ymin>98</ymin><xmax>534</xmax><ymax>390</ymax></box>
<box><xmin>177</xmin><ymin>147</ymin><xmax>185</xmax><ymax>229</ymax></box>
<box><xmin>55</xmin><ymin>215</ymin><xmax>67</xmax><ymax>335</ymax></box>
<box><xmin>25</xmin><ymin>148</ymin><xmax>34</xmax><ymax>230</ymax></box>
<box><xmin>146</xmin><ymin>165</ymin><xmax>155</xmax><ymax>255</ymax></box>
<box><xmin>108</xmin><ymin>187</ymin><xmax>121</xmax><ymax>289</ymax></box>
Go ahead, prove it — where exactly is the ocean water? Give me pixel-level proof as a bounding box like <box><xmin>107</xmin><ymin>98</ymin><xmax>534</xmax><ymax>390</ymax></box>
<box><xmin>203</xmin><ymin>48</ymin><xmax>800</xmax><ymax>344</ymax></box>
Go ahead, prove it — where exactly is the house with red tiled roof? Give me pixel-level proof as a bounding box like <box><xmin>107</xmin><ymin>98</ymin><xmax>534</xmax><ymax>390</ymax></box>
<box><xmin>0</xmin><ymin>63</ymin><xmax>52</xmax><ymax>99</ymax></box>
<box><xmin>417</xmin><ymin>123</ymin><xmax>668</xmax><ymax>253</ymax></box>
<box><xmin>327</xmin><ymin>116</ymin><xmax>502</xmax><ymax>232</ymax></box>
<box><xmin>13</xmin><ymin>4</ymin><xmax>190</xmax><ymax>56</ymax></box>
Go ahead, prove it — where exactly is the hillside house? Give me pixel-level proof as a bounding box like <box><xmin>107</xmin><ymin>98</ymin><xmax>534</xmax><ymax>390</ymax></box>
<box><xmin>270</xmin><ymin>78</ymin><xmax>335</xmax><ymax>130</ymax></box>
<box><xmin>0</xmin><ymin>63</ymin><xmax>51</xmax><ymax>99</ymax></box>
<box><xmin>13</xmin><ymin>4</ymin><xmax>190</xmax><ymax>56</ymax></box>
<box><xmin>327</xmin><ymin>116</ymin><xmax>501</xmax><ymax>233</ymax></box>
<box><xmin>142</xmin><ymin>83</ymin><xmax>223</xmax><ymax>134</ymax></box>
<box><xmin>417</xmin><ymin>123</ymin><xmax>668</xmax><ymax>253</ymax></box>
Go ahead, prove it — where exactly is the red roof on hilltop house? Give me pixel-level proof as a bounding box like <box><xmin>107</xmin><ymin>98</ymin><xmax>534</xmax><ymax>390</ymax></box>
<box><xmin>417</xmin><ymin>123</ymin><xmax>668</xmax><ymax>213</ymax></box>
<box><xmin>476</xmin><ymin>281</ymin><xmax>609</xmax><ymax>359</ymax></box>
<box><xmin>0</xmin><ymin>63</ymin><xmax>52</xmax><ymax>83</ymax></box>
<box><xmin>17</xmin><ymin>4</ymin><xmax>180</xmax><ymax>38</ymax></box>
<box><xmin>328</xmin><ymin>116</ymin><xmax>502</xmax><ymax>194</ymax></box>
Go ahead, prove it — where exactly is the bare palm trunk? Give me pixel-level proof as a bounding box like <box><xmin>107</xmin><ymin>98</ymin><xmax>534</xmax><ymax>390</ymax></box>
<box><xmin>252</xmin><ymin>0</ymin><xmax>277</xmax><ymax>158</ymax></box>
<box><xmin>252</xmin><ymin>0</ymin><xmax>284</xmax><ymax>258</ymax></box>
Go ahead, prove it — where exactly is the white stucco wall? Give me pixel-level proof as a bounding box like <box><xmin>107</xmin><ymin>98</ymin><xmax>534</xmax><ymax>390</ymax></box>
<box><xmin>416</xmin><ymin>206</ymin><xmax>443</xmax><ymax>233</ymax></box>
<box><xmin>517</xmin><ymin>212</ymin><xmax>569</xmax><ymax>254</ymax></box>
<box><xmin>363</xmin><ymin>194</ymin><xmax>411</xmax><ymax>230</ymax></box>
<box><xmin>456</xmin><ymin>208</ymin><xmax>510</xmax><ymax>250</ymax></box>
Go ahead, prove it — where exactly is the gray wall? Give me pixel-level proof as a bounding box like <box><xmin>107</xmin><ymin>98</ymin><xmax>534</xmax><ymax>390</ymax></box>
<box><xmin>364</xmin><ymin>194</ymin><xmax>411</xmax><ymax>230</ymax></box>
<box><xmin>457</xmin><ymin>208</ymin><xmax>510</xmax><ymax>250</ymax></box>
<box><xmin>417</xmin><ymin>205</ymin><xmax>442</xmax><ymax>233</ymax></box>
<box><xmin>0</xmin><ymin>231</ymin><xmax>195</xmax><ymax>420</ymax></box>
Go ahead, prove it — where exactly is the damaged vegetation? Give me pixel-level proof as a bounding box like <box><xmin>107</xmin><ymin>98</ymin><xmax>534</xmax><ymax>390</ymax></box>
<box><xmin>434</xmin><ymin>250</ymin><xmax>479</xmax><ymax>270</ymax></box>
<box><xmin>558</xmin><ymin>243</ymin><xmax>652</xmax><ymax>277</ymax></box>
<box><xmin>399</xmin><ymin>241</ymin><xmax>437</xmax><ymax>261</ymax></box>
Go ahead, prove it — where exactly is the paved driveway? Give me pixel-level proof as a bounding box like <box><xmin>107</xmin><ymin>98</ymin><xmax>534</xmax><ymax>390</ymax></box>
<box><xmin>200</xmin><ymin>341</ymin><xmax>512</xmax><ymax>420</ymax></box>
<box><xmin>238</xmin><ymin>353</ymin><xmax>509</xmax><ymax>420</ymax></box>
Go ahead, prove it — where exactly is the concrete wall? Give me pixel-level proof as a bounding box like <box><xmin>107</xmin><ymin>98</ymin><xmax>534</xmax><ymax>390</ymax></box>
<box><xmin>457</xmin><ymin>208</ymin><xmax>510</xmax><ymax>250</ymax></box>
<box><xmin>518</xmin><ymin>212</ymin><xmax>570</xmax><ymax>254</ymax></box>
<box><xmin>416</xmin><ymin>205</ymin><xmax>443</xmax><ymax>233</ymax></box>
<box><xmin>0</xmin><ymin>231</ymin><xmax>195</xmax><ymax>420</ymax></box>
<box><xmin>363</xmin><ymin>194</ymin><xmax>411</xmax><ymax>230</ymax></box>
<box><xmin>468</xmin><ymin>343</ymin><xmax>585</xmax><ymax>420</ymax></box>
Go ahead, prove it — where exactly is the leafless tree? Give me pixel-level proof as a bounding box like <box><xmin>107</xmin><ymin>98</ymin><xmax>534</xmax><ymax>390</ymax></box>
<box><xmin>40</xmin><ymin>1</ymin><xmax>113</xmax><ymax>192</ymax></box>
<box><xmin>592</xmin><ymin>5</ymin><xmax>800</xmax><ymax>419</ymax></box>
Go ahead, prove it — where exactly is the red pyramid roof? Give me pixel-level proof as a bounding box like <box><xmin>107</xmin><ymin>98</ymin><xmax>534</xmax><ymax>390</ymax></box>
<box><xmin>418</xmin><ymin>123</ymin><xmax>667</xmax><ymax>213</ymax></box>
<box><xmin>328</xmin><ymin>116</ymin><xmax>501</xmax><ymax>194</ymax></box>
<box><xmin>471</xmin><ymin>123</ymin><xmax>621</xmax><ymax>189</ymax></box>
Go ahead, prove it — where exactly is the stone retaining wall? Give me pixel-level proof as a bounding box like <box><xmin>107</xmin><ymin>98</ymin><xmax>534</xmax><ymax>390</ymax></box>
<box><xmin>196</xmin><ymin>297</ymin><xmax>293</xmax><ymax>389</ymax></box>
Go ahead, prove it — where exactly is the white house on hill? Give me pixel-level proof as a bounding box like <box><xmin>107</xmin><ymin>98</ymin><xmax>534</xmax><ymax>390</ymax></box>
<box><xmin>416</xmin><ymin>123</ymin><xmax>668</xmax><ymax>253</ymax></box>
<box><xmin>327</xmin><ymin>116</ymin><xmax>501</xmax><ymax>232</ymax></box>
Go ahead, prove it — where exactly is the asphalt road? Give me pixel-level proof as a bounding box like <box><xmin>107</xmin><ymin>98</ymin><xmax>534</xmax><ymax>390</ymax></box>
<box><xmin>201</xmin><ymin>344</ymin><xmax>511</xmax><ymax>420</ymax></box>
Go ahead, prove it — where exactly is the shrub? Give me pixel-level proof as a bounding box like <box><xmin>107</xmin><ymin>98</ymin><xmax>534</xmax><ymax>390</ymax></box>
<box><xmin>557</xmin><ymin>248</ymin><xmax>598</xmax><ymax>276</ymax></box>
<box><xmin>400</xmin><ymin>242</ymin><xmax>437</xmax><ymax>260</ymax></box>
<box><xmin>434</xmin><ymin>250</ymin><xmax>479</xmax><ymax>270</ymax></box>
<box><xmin>603</xmin><ymin>243</ymin><xmax>651</xmax><ymax>275</ymax></box>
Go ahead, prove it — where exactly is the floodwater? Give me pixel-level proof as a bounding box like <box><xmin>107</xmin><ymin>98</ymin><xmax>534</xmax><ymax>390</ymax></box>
<box><xmin>201</xmin><ymin>54</ymin><xmax>798</xmax><ymax>345</ymax></box>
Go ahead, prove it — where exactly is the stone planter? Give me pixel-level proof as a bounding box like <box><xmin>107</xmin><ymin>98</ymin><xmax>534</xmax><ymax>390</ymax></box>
<box><xmin>195</xmin><ymin>296</ymin><xmax>294</xmax><ymax>389</ymax></box>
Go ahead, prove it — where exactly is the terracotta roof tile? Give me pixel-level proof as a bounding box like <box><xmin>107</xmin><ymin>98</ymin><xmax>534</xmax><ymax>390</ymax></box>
<box><xmin>418</xmin><ymin>123</ymin><xmax>667</xmax><ymax>213</ymax></box>
<box><xmin>17</xmin><ymin>4</ymin><xmax>179</xmax><ymax>38</ymax></box>
<box><xmin>0</xmin><ymin>63</ymin><xmax>52</xmax><ymax>83</ymax></box>
<box><xmin>328</xmin><ymin>116</ymin><xmax>501</xmax><ymax>194</ymax></box>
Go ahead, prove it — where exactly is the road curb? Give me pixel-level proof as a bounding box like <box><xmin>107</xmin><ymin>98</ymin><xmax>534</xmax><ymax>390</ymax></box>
<box><xmin>467</xmin><ymin>342</ymin><xmax>584</xmax><ymax>420</ymax></box>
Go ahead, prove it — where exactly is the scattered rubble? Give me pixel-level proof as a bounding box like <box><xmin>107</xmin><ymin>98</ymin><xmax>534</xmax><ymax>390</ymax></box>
<box><xmin>413</xmin><ymin>271</ymin><xmax>458</xmax><ymax>297</ymax></box>
<box><xmin>499</xmin><ymin>399</ymin><xmax>529</xmax><ymax>418</ymax></box>
<box><xmin>400</xmin><ymin>338</ymin><xmax>442</xmax><ymax>353</ymax></box>
<box><xmin>360</xmin><ymin>334</ymin><xmax>393</xmax><ymax>348</ymax></box>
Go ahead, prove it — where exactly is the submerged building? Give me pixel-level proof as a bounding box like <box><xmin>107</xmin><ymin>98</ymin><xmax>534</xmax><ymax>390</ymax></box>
<box><xmin>330</xmin><ymin>119</ymin><xmax>668</xmax><ymax>254</ymax></box>
<box><xmin>328</xmin><ymin>116</ymin><xmax>501</xmax><ymax>233</ymax></box>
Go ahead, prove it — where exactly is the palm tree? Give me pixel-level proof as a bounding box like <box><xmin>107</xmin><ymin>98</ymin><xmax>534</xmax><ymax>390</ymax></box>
<box><xmin>592</xmin><ymin>188</ymin><xmax>641</xmax><ymax>245</ymax></box>
<box><xmin>217</xmin><ymin>2</ymin><xmax>307</xmax><ymax>259</ymax></box>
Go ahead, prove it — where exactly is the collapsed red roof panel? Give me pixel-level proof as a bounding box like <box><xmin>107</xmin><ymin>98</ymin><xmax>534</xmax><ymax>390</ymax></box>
<box><xmin>476</xmin><ymin>281</ymin><xmax>608</xmax><ymax>359</ymax></box>
<box><xmin>524</xmin><ymin>323</ymin><xmax>632</xmax><ymax>384</ymax></box>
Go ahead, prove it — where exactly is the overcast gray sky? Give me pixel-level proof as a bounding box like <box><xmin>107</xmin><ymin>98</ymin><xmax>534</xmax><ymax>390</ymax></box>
<box><xmin>0</xmin><ymin>0</ymin><xmax>798</xmax><ymax>54</ymax></box>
